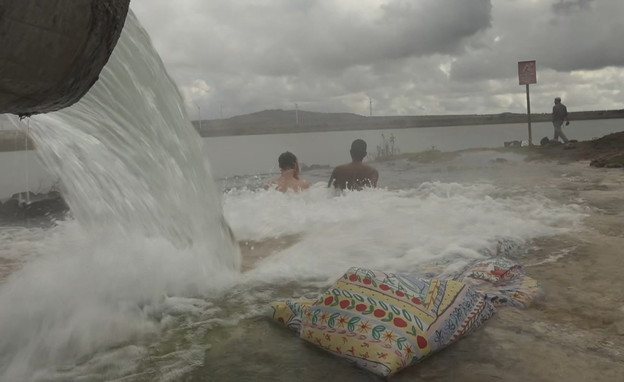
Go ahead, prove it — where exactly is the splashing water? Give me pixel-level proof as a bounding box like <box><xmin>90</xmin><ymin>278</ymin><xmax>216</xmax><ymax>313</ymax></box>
<box><xmin>25</xmin><ymin>13</ymin><xmax>237</xmax><ymax>259</ymax></box>
<box><xmin>0</xmin><ymin>10</ymin><xmax>594</xmax><ymax>382</ymax></box>
<box><xmin>0</xmin><ymin>11</ymin><xmax>240</xmax><ymax>380</ymax></box>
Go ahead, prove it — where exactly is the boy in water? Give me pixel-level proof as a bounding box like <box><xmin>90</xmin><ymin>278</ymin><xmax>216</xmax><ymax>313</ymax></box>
<box><xmin>328</xmin><ymin>139</ymin><xmax>379</xmax><ymax>190</ymax></box>
<box><xmin>267</xmin><ymin>151</ymin><xmax>310</xmax><ymax>192</ymax></box>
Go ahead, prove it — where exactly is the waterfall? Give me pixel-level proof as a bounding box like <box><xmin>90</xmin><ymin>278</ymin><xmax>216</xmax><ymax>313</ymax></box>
<box><xmin>0</xmin><ymin>11</ymin><xmax>240</xmax><ymax>379</ymax></box>
<box><xmin>29</xmin><ymin>12</ymin><xmax>239</xmax><ymax>267</ymax></box>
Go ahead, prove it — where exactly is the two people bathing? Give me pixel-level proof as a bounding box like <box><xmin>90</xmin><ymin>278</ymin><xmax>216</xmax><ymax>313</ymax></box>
<box><xmin>268</xmin><ymin>98</ymin><xmax>571</xmax><ymax>192</ymax></box>
<box><xmin>267</xmin><ymin>139</ymin><xmax>379</xmax><ymax>193</ymax></box>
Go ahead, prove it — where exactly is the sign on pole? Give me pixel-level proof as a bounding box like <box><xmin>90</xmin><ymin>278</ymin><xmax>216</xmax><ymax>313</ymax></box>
<box><xmin>518</xmin><ymin>61</ymin><xmax>537</xmax><ymax>85</ymax></box>
<box><xmin>518</xmin><ymin>60</ymin><xmax>537</xmax><ymax>145</ymax></box>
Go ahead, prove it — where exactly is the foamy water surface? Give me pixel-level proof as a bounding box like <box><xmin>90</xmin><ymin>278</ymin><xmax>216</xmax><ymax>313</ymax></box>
<box><xmin>0</xmin><ymin>153</ymin><xmax>591</xmax><ymax>381</ymax></box>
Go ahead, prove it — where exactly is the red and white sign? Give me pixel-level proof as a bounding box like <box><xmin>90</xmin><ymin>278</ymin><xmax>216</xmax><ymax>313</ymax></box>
<box><xmin>518</xmin><ymin>60</ymin><xmax>537</xmax><ymax>85</ymax></box>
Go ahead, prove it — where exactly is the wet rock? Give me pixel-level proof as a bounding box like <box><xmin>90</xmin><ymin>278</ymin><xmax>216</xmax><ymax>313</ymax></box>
<box><xmin>590</xmin><ymin>154</ymin><xmax>624</xmax><ymax>168</ymax></box>
<box><xmin>591</xmin><ymin>158</ymin><xmax>607</xmax><ymax>167</ymax></box>
<box><xmin>10</xmin><ymin>191</ymin><xmax>38</xmax><ymax>203</ymax></box>
<box><xmin>24</xmin><ymin>192</ymin><xmax>69</xmax><ymax>217</ymax></box>
<box><xmin>0</xmin><ymin>191</ymin><xmax>69</xmax><ymax>219</ymax></box>
<box><xmin>0</xmin><ymin>198</ymin><xmax>21</xmax><ymax>217</ymax></box>
<box><xmin>504</xmin><ymin>140</ymin><xmax>522</xmax><ymax>148</ymax></box>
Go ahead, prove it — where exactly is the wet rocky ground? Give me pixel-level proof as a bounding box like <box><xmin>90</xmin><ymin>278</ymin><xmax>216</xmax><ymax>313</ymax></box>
<box><xmin>398</xmin><ymin>161</ymin><xmax>624</xmax><ymax>382</ymax></box>
<box><xmin>527</xmin><ymin>131</ymin><xmax>624</xmax><ymax>168</ymax></box>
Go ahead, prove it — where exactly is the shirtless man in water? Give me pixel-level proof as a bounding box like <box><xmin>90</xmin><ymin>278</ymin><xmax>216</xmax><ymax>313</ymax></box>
<box><xmin>267</xmin><ymin>151</ymin><xmax>310</xmax><ymax>192</ymax></box>
<box><xmin>328</xmin><ymin>139</ymin><xmax>379</xmax><ymax>190</ymax></box>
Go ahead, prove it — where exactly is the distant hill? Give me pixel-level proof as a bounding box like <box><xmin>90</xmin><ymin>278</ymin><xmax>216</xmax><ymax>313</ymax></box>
<box><xmin>211</xmin><ymin>109</ymin><xmax>367</xmax><ymax>125</ymax></box>
<box><xmin>193</xmin><ymin>109</ymin><xmax>368</xmax><ymax>137</ymax></box>
<box><xmin>193</xmin><ymin>109</ymin><xmax>624</xmax><ymax>137</ymax></box>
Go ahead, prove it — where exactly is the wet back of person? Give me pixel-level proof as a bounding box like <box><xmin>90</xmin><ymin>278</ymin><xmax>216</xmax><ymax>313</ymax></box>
<box><xmin>329</xmin><ymin>162</ymin><xmax>378</xmax><ymax>190</ymax></box>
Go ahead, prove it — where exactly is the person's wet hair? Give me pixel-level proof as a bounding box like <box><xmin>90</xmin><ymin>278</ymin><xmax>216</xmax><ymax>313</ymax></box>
<box><xmin>350</xmin><ymin>139</ymin><xmax>367</xmax><ymax>161</ymax></box>
<box><xmin>278</xmin><ymin>151</ymin><xmax>297</xmax><ymax>170</ymax></box>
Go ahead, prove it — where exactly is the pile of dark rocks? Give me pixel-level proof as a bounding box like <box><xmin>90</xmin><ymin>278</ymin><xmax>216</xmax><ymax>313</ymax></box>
<box><xmin>0</xmin><ymin>191</ymin><xmax>68</xmax><ymax>220</ymax></box>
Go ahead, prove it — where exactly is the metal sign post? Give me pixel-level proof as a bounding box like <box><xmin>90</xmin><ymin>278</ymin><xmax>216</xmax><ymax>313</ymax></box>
<box><xmin>518</xmin><ymin>60</ymin><xmax>537</xmax><ymax>146</ymax></box>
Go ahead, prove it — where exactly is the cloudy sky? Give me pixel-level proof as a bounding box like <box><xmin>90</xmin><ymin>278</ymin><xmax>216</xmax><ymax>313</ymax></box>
<box><xmin>131</xmin><ymin>0</ymin><xmax>624</xmax><ymax>119</ymax></box>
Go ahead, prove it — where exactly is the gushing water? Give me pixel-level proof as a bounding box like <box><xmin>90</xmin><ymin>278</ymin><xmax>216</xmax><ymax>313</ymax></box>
<box><xmin>25</xmin><ymin>13</ymin><xmax>238</xmax><ymax>261</ymax></box>
<box><xmin>0</xmin><ymin>12</ymin><xmax>240</xmax><ymax>380</ymax></box>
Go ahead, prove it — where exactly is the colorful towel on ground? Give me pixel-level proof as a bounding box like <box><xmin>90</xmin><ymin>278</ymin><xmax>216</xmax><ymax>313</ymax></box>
<box><xmin>270</xmin><ymin>267</ymin><xmax>495</xmax><ymax>377</ymax></box>
<box><xmin>458</xmin><ymin>257</ymin><xmax>538</xmax><ymax>308</ymax></box>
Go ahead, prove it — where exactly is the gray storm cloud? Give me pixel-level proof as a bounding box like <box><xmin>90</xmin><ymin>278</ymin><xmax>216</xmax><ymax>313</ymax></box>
<box><xmin>132</xmin><ymin>0</ymin><xmax>624</xmax><ymax>116</ymax></box>
<box><xmin>450</xmin><ymin>0</ymin><xmax>624</xmax><ymax>82</ymax></box>
<box><xmin>165</xmin><ymin>0</ymin><xmax>492</xmax><ymax>76</ymax></box>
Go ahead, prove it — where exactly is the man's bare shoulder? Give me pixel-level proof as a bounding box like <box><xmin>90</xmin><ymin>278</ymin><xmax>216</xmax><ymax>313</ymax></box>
<box><xmin>362</xmin><ymin>162</ymin><xmax>377</xmax><ymax>171</ymax></box>
<box><xmin>333</xmin><ymin>163</ymin><xmax>351</xmax><ymax>171</ymax></box>
<box><xmin>357</xmin><ymin>162</ymin><xmax>378</xmax><ymax>173</ymax></box>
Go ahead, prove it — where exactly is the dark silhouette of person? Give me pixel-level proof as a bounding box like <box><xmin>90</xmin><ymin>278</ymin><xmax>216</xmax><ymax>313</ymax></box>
<box><xmin>328</xmin><ymin>139</ymin><xmax>379</xmax><ymax>190</ymax></box>
<box><xmin>552</xmin><ymin>97</ymin><xmax>570</xmax><ymax>143</ymax></box>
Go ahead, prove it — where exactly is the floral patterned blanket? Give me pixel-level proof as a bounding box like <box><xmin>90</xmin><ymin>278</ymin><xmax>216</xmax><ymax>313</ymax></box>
<box><xmin>271</xmin><ymin>267</ymin><xmax>496</xmax><ymax>377</ymax></box>
<box><xmin>270</xmin><ymin>256</ymin><xmax>538</xmax><ymax>377</ymax></box>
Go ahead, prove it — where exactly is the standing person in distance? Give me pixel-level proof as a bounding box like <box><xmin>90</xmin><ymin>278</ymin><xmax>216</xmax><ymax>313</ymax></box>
<box><xmin>328</xmin><ymin>139</ymin><xmax>379</xmax><ymax>191</ymax></box>
<box><xmin>552</xmin><ymin>97</ymin><xmax>570</xmax><ymax>143</ymax></box>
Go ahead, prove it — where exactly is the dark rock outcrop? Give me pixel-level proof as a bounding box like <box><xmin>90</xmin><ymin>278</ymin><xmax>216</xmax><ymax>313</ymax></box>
<box><xmin>0</xmin><ymin>191</ymin><xmax>69</xmax><ymax>219</ymax></box>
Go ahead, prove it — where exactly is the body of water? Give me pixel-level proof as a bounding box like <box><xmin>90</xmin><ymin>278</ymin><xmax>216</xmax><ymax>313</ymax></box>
<box><xmin>2</xmin><ymin>119</ymin><xmax>622</xmax><ymax>199</ymax></box>
<box><xmin>203</xmin><ymin>119</ymin><xmax>623</xmax><ymax>179</ymax></box>
<box><xmin>0</xmin><ymin>148</ymin><xmax>600</xmax><ymax>381</ymax></box>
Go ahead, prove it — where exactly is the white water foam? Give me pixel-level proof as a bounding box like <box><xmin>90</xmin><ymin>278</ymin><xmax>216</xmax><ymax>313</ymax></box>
<box><xmin>226</xmin><ymin>181</ymin><xmax>587</xmax><ymax>286</ymax></box>
<box><xmin>0</xmin><ymin>173</ymin><xmax>589</xmax><ymax>380</ymax></box>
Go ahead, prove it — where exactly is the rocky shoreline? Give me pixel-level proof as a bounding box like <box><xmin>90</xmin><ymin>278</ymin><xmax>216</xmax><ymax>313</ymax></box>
<box><xmin>526</xmin><ymin>131</ymin><xmax>624</xmax><ymax>168</ymax></box>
